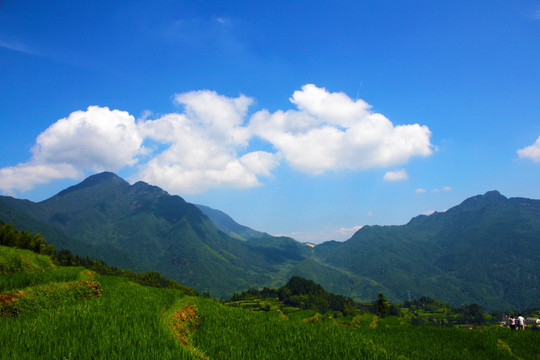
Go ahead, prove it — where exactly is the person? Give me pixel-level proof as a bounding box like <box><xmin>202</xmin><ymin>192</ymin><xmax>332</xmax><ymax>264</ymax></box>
<box><xmin>509</xmin><ymin>315</ymin><xmax>515</xmax><ymax>330</ymax></box>
<box><xmin>517</xmin><ymin>314</ymin><xmax>525</xmax><ymax>330</ymax></box>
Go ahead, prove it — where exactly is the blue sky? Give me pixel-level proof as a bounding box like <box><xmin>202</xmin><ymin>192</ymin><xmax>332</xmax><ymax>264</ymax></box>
<box><xmin>1</xmin><ymin>1</ymin><xmax>539</xmax><ymax>243</ymax></box>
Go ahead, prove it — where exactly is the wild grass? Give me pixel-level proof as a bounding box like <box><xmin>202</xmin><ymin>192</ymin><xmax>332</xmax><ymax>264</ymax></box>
<box><xmin>0</xmin><ymin>276</ymin><xmax>197</xmax><ymax>360</ymax></box>
<box><xmin>184</xmin><ymin>297</ymin><xmax>539</xmax><ymax>360</ymax></box>
<box><xmin>1</xmin><ymin>242</ymin><xmax>538</xmax><ymax>360</ymax></box>
<box><xmin>2</xmin><ymin>275</ymin><xmax>539</xmax><ymax>359</ymax></box>
<box><xmin>0</xmin><ymin>245</ymin><xmax>53</xmax><ymax>274</ymax></box>
<box><xmin>0</xmin><ymin>266</ymin><xmax>84</xmax><ymax>292</ymax></box>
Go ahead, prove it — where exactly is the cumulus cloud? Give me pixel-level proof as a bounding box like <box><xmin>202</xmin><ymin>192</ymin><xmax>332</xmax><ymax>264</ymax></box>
<box><xmin>0</xmin><ymin>106</ymin><xmax>142</xmax><ymax>194</ymax></box>
<box><xmin>415</xmin><ymin>188</ymin><xmax>426</xmax><ymax>194</ymax></box>
<box><xmin>134</xmin><ymin>90</ymin><xmax>277</xmax><ymax>193</ymax></box>
<box><xmin>0</xmin><ymin>163</ymin><xmax>80</xmax><ymax>195</ymax></box>
<box><xmin>249</xmin><ymin>84</ymin><xmax>433</xmax><ymax>173</ymax></box>
<box><xmin>33</xmin><ymin>106</ymin><xmax>143</xmax><ymax>170</ymax></box>
<box><xmin>383</xmin><ymin>169</ymin><xmax>409</xmax><ymax>181</ymax></box>
<box><xmin>0</xmin><ymin>84</ymin><xmax>435</xmax><ymax>196</ymax></box>
<box><xmin>517</xmin><ymin>136</ymin><xmax>540</xmax><ymax>162</ymax></box>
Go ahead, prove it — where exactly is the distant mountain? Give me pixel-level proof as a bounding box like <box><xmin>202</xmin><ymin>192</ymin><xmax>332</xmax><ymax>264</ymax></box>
<box><xmin>195</xmin><ymin>204</ymin><xmax>271</xmax><ymax>241</ymax></box>
<box><xmin>314</xmin><ymin>191</ymin><xmax>540</xmax><ymax>311</ymax></box>
<box><xmin>1</xmin><ymin>173</ymin><xmax>538</xmax><ymax>310</ymax></box>
<box><xmin>0</xmin><ymin>172</ymin><xmax>314</xmax><ymax>297</ymax></box>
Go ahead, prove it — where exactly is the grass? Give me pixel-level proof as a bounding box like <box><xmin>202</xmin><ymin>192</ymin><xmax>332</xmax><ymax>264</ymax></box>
<box><xmin>0</xmin><ymin>276</ymin><xmax>197</xmax><ymax>359</ymax></box>
<box><xmin>1</xmin><ymin>244</ymin><xmax>539</xmax><ymax>359</ymax></box>
<box><xmin>0</xmin><ymin>246</ymin><xmax>54</xmax><ymax>274</ymax></box>
<box><xmin>189</xmin><ymin>297</ymin><xmax>540</xmax><ymax>360</ymax></box>
<box><xmin>0</xmin><ymin>266</ymin><xmax>84</xmax><ymax>292</ymax></box>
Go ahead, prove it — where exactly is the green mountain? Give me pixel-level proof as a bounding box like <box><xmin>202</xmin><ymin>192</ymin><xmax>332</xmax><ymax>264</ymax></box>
<box><xmin>0</xmin><ymin>173</ymin><xmax>538</xmax><ymax>310</ymax></box>
<box><xmin>0</xmin><ymin>172</ymin><xmax>315</xmax><ymax>297</ymax></box>
<box><xmin>195</xmin><ymin>204</ymin><xmax>271</xmax><ymax>241</ymax></box>
<box><xmin>313</xmin><ymin>191</ymin><xmax>540</xmax><ymax>311</ymax></box>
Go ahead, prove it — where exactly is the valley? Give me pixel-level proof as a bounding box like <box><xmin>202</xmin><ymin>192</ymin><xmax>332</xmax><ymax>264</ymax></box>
<box><xmin>0</xmin><ymin>172</ymin><xmax>539</xmax><ymax>311</ymax></box>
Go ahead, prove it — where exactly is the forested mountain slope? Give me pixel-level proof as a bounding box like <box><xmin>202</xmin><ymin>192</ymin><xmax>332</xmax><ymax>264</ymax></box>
<box><xmin>1</xmin><ymin>173</ymin><xmax>538</xmax><ymax>310</ymax></box>
<box><xmin>0</xmin><ymin>173</ymin><xmax>314</xmax><ymax>297</ymax></box>
<box><xmin>314</xmin><ymin>191</ymin><xmax>540</xmax><ymax>310</ymax></box>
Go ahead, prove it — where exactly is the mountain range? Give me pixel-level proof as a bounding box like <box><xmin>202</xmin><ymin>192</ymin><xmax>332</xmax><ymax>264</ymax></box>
<box><xmin>0</xmin><ymin>172</ymin><xmax>538</xmax><ymax>311</ymax></box>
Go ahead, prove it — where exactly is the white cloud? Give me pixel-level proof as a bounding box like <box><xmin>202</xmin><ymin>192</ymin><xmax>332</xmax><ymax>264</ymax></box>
<box><xmin>249</xmin><ymin>84</ymin><xmax>433</xmax><ymax>173</ymax></box>
<box><xmin>0</xmin><ymin>84</ymin><xmax>435</xmax><ymax>196</ymax></box>
<box><xmin>134</xmin><ymin>90</ymin><xmax>277</xmax><ymax>193</ymax></box>
<box><xmin>432</xmin><ymin>186</ymin><xmax>452</xmax><ymax>193</ymax></box>
<box><xmin>0</xmin><ymin>163</ymin><xmax>80</xmax><ymax>194</ymax></box>
<box><xmin>423</xmin><ymin>210</ymin><xmax>436</xmax><ymax>216</ymax></box>
<box><xmin>415</xmin><ymin>188</ymin><xmax>426</xmax><ymax>194</ymax></box>
<box><xmin>240</xmin><ymin>151</ymin><xmax>280</xmax><ymax>176</ymax></box>
<box><xmin>517</xmin><ymin>136</ymin><xmax>540</xmax><ymax>162</ymax></box>
<box><xmin>339</xmin><ymin>225</ymin><xmax>363</xmax><ymax>237</ymax></box>
<box><xmin>383</xmin><ymin>169</ymin><xmax>409</xmax><ymax>181</ymax></box>
<box><xmin>0</xmin><ymin>106</ymin><xmax>142</xmax><ymax>194</ymax></box>
<box><xmin>33</xmin><ymin>106</ymin><xmax>143</xmax><ymax>171</ymax></box>
<box><xmin>279</xmin><ymin>224</ymin><xmax>364</xmax><ymax>243</ymax></box>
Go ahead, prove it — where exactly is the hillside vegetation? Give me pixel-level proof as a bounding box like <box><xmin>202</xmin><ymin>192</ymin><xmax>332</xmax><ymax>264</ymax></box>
<box><xmin>1</xmin><ymin>232</ymin><xmax>539</xmax><ymax>360</ymax></box>
<box><xmin>1</xmin><ymin>172</ymin><xmax>539</xmax><ymax>310</ymax></box>
<box><xmin>0</xmin><ymin>248</ymin><xmax>538</xmax><ymax>359</ymax></box>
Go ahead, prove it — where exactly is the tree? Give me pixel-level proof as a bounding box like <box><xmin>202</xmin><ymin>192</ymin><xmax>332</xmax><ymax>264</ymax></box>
<box><xmin>376</xmin><ymin>293</ymin><xmax>390</xmax><ymax>317</ymax></box>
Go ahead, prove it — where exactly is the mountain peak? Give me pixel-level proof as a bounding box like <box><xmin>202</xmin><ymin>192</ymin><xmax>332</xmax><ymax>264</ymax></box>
<box><xmin>56</xmin><ymin>172</ymin><xmax>128</xmax><ymax>197</ymax></box>
<box><xmin>483</xmin><ymin>190</ymin><xmax>506</xmax><ymax>201</ymax></box>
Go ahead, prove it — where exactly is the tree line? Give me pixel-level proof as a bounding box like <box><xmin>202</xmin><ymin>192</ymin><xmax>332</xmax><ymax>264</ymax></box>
<box><xmin>0</xmin><ymin>221</ymin><xmax>198</xmax><ymax>295</ymax></box>
<box><xmin>229</xmin><ymin>277</ymin><xmax>500</xmax><ymax>325</ymax></box>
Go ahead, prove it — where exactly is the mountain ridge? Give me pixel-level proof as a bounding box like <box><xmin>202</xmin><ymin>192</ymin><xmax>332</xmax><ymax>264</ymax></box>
<box><xmin>0</xmin><ymin>173</ymin><xmax>538</xmax><ymax>310</ymax></box>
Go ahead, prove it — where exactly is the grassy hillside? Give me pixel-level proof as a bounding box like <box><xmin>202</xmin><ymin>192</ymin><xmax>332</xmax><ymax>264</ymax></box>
<box><xmin>1</xmin><ymin>246</ymin><xmax>539</xmax><ymax>359</ymax></box>
<box><xmin>0</xmin><ymin>246</ymin><xmax>54</xmax><ymax>274</ymax></box>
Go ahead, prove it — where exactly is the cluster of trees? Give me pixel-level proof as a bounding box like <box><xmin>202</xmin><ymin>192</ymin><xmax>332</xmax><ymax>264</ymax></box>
<box><xmin>403</xmin><ymin>296</ymin><xmax>486</xmax><ymax>325</ymax></box>
<box><xmin>229</xmin><ymin>279</ymin><xmax>498</xmax><ymax>326</ymax></box>
<box><xmin>278</xmin><ymin>276</ymin><xmax>357</xmax><ymax>315</ymax></box>
<box><xmin>229</xmin><ymin>287</ymin><xmax>278</xmax><ymax>301</ymax></box>
<box><xmin>0</xmin><ymin>221</ymin><xmax>54</xmax><ymax>255</ymax></box>
<box><xmin>230</xmin><ymin>276</ymin><xmax>357</xmax><ymax>315</ymax></box>
<box><xmin>0</xmin><ymin>221</ymin><xmax>198</xmax><ymax>295</ymax></box>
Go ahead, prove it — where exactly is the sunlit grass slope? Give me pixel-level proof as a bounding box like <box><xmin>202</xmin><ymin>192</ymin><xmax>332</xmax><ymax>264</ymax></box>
<box><xmin>183</xmin><ymin>297</ymin><xmax>539</xmax><ymax>360</ymax></box>
<box><xmin>0</xmin><ymin>275</ymin><xmax>198</xmax><ymax>360</ymax></box>
<box><xmin>1</xmin><ymin>245</ymin><xmax>539</xmax><ymax>360</ymax></box>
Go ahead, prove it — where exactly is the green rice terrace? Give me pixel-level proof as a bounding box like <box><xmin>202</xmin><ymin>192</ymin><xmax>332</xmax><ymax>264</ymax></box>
<box><xmin>1</xmin><ymin>223</ymin><xmax>539</xmax><ymax>359</ymax></box>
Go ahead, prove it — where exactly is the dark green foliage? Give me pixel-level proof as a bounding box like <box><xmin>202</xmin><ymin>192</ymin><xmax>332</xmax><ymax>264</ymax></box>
<box><xmin>231</xmin><ymin>276</ymin><xmax>356</xmax><ymax>315</ymax></box>
<box><xmin>454</xmin><ymin>303</ymin><xmax>485</xmax><ymax>325</ymax></box>
<box><xmin>229</xmin><ymin>287</ymin><xmax>278</xmax><ymax>301</ymax></box>
<box><xmin>1</xmin><ymin>173</ymin><xmax>539</xmax><ymax>311</ymax></box>
<box><xmin>376</xmin><ymin>293</ymin><xmax>390</xmax><ymax>316</ymax></box>
<box><xmin>1</xmin><ymin>221</ymin><xmax>198</xmax><ymax>295</ymax></box>
<box><xmin>404</xmin><ymin>296</ymin><xmax>449</xmax><ymax>311</ymax></box>
<box><xmin>0</xmin><ymin>173</ymin><xmax>312</xmax><ymax>298</ymax></box>
<box><xmin>314</xmin><ymin>191</ymin><xmax>540</xmax><ymax>311</ymax></box>
<box><xmin>195</xmin><ymin>204</ymin><xmax>271</xmax><ymax>241</ymax></box>
<box><xmin>51</xmin><ymin>248</ymin><xmax>198</xmax><ymax>295</ymax></box>
<box><xmin>0</xmin><ymin>221</ymin><xmax>54</xmax><ymax>255</ymax></box>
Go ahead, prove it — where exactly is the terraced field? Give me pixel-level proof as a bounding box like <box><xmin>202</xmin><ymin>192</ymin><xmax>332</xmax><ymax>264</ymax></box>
<box><xmin>1</xmin><ymin>245</ymin><xmax>539</xmax><ymax>359</ymax></box>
